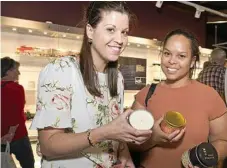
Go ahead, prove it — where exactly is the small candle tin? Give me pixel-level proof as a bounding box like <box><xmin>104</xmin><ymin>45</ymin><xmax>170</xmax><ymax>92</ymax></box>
<box><xmin>128</xmin><ymin>110</ymin><xmax>154</xmax><ymax>130</ymax></box>
<box><xmin>181</xmin><ymin>142</ymin><xmax>218</xmax><ymax>168</ymax></box>
<box><xmin>160</xmin><ymin>111</ymin><xmax>186</xmax><ymax>134</ymax></box>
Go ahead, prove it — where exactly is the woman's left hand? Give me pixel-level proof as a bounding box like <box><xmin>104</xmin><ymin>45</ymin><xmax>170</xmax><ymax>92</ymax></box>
<box><xmin>112</xmin><ymin>142</ymin><xmax>135</xmax><ymax>168</ymax></box>
<box><xmin>112</xmin><ymin>164</ymin><xmax>124</xmax><ymax>168</ymax></box>
<box><xmin>112</xmin><ymin>162</ymin><xmax>135</xmax><ymax>168</ymax></box>
<box><xmin>187</xmin><ymin>164</ymin><xmax>199</xmax><ymax>168</ymax></box>
<box><xmin>1</xmin><ymin>133</ymin><xmax>14</xmax><ymax>144</ymax></box>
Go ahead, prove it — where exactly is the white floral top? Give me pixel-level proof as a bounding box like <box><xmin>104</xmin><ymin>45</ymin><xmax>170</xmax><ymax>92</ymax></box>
<box><xmin>30</xmin><ymin>56</ymin><xmax>124</xmax><ymax>168</ymax></box>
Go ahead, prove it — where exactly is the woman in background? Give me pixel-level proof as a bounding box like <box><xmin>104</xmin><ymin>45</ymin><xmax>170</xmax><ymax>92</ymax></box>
<box><xmin>1</xmin><ymin>57</ymin><xmax>35</xmax><ymax>168</ymax></box>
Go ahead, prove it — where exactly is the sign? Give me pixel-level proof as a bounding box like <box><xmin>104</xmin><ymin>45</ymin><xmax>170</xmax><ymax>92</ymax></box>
<box><xmin>119</xmin><ymin>57</ymin><xmax>146</xmax><ymax>90</ymax></box>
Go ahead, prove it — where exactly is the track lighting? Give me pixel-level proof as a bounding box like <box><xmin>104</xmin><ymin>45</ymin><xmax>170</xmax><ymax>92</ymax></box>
<box><xmin>155</xmin><ymin>1</ymin><xmax>163</xmax><ymax>8</ymax></box>
<box><xmin>194</xmin><ymin>7</ymin><xmax>205</xmax><ymax>18</ymax></box>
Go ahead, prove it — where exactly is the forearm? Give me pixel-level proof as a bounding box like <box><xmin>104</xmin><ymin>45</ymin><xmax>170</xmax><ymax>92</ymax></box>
<box><xmin>118</xmin><ymin>142</ymin><xmax>130</xmax><ymax>160</ymax></box>
<box><xmin>209</xmin><ymin>112</ymin><xmax>227</xmax><ymax>161</ymax></box>
<box><xmin>118</xmin><ymin>142</ymin><xmax>134</xmax><ymax>167</ymax></box>
<box><xmin>211</xmin><ymin>140</ymin><xmax>227</xmax><ymax>161</ymax></box>
<box><xmin>128</xmin><ymin>139</ymin><xmax>156</xmax><ymax>152</ymax></box>
<box><xmin>39</xmin><ymin>126</ymin><xmax>108</xmax><ymax>158</ymax></box>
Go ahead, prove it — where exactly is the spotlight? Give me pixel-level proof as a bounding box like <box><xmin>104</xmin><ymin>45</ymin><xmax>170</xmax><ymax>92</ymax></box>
<box><xmin>195</xmin><ymin>8</ymin><xmax>204</xmax><ymax>18</ymax></box>
<box><xmin>46</xmin><ymin>21</ymin><xmax>53</xmax><ymax>24</ymax></box>
<box><xmin>156</xmin><ymin>1</ymin><xmax>163</xmax><ymax>8</ymax></box>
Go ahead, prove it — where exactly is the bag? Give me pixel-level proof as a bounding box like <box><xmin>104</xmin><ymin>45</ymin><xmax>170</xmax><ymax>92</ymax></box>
<box><xmin>1</xmin><ymin>142</ymin><xmax>17</xmax><ymax>168</ymax></box>
<box><xmin>130</xmin><ymin>83</ymin><xmax>157</xmax><ymax>167</ymax></box>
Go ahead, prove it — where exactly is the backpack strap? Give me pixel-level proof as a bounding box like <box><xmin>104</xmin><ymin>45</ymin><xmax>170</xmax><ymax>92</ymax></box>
<box><xmin>145</xmin><ymin>83</ymin><xmax>157</xmax><ymax>107</ymax></box>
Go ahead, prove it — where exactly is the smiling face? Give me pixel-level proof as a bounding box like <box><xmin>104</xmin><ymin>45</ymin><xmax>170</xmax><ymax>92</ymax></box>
<box><xmin>87</xmin><ymin>11</ymin><xmax>129</xmax><ymax>68</ymax></box>
<box><xmin>161</xmin><ymin>35</ymin><xmax>196</xmax><ymax>83</ymax></box>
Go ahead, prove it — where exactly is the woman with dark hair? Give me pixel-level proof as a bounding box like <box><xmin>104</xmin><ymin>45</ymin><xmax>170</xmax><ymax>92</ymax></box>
<box><xmin>31</xmin><ymin>2</ymin><xmax>152</xmax><ymax>168</ymax></box>
<box><xmin>129</xmin><ymin>29</ymin><xmax>227</xmax><ymax>168</ymax></box>
<box><xmin>1</xmin><ymin>57</ymin><xmax>35</xmax><ymax>168</ymax></box>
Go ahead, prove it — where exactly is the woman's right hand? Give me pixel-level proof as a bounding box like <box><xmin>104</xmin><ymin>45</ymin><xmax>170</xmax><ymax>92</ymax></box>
<box><xmin>151</xmin><ymin>116</ymin><xmax>186</xmax><ymax>145</ymax></box>
<box><xmin>104</xmin><ymin>109</ymin><xmax>152</xmax><ymax>145</ymax></box>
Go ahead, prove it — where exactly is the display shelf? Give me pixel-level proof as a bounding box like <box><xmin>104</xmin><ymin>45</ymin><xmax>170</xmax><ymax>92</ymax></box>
<box><xmin>1</xmin><ymin>16</ymin><xmax>213</xmax><ymax>111</ymax></box>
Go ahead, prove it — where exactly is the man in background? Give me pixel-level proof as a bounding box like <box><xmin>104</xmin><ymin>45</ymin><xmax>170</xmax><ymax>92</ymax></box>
<box><xmin>197</xmin><ymin>48</ymin><xmax>226</xmax><ymax>102</ymax></box>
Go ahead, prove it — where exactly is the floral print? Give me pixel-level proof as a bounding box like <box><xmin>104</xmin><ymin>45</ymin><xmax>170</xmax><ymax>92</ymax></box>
<box><xmin>30</xmin><ymin>56</ymin><xmax>124</xmax><ymax>168</ymax></box>
<box><xmin>52</xmin><ymin>117</ymin><xmax>60</xmax><ymax>127</ymax></box>
<box><xmin>109</xmin><ymin>99</ymin><xmax>121</xmax><ymax>119</ymax></box>
<box><xmin>36</xmin><ymin>97</ymin><xmax>46</xmax><ymax>111</ymax></box>
<box><xmin>51</xmin><ymin>94</ymin><xmax>70</xmax><ymax>110</ymax></box>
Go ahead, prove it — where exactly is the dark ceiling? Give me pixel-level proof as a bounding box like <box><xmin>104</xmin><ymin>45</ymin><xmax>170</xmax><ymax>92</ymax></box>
<box><xmin>195</xmin><ymin>1</ymin><xmax>227</xmax><ymax>11</ymax></box>
<box><xmin>191</xmin><ymin>1</ymin><xmax>227</xmax><ymax>50</ymax></box>
<box><xmin>1</xmin><ymin>1</ymin><xmax>226</xmax><ymax>50</ymax></box>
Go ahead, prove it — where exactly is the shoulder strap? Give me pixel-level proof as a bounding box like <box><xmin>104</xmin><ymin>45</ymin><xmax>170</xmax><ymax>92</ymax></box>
<box><xmin>145</xmin><ymin>83</ymin><xmax>157</xmax><ymax>107</ymax></box>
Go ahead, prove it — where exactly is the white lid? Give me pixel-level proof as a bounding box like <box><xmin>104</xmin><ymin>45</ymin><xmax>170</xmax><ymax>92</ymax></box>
<box><xmin>129</xmin><ymin>110</ymin><xmax>154</xmax><ymax>130</ymax></box>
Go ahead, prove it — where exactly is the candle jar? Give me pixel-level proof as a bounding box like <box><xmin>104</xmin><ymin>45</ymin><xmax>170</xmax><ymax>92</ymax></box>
<box><xmin>128</xmin><ymin>109</ymin><xmax>154</xmax><ymax>130</ymax></box>
<box><xmin>160</xmin><ymin>111</ymin><xmax>186</xmax><ymax>134</ymax></box>
<box><xmin>181</xmin><ymin>142</ymin><xmax>218</xmax><ymax>168</ymax></box>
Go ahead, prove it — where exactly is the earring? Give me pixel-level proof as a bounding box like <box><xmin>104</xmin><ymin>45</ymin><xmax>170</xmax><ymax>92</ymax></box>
<box><xmin>88</xmin><ymin>38</ymin><xmax>92</xmax><ymax>44</ymax></box>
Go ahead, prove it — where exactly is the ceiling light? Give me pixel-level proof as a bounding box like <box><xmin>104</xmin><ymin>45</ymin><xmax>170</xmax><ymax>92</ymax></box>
<box><xmin>28</xmin><ymin>29</ymin><xmax>32</xmax><ymax>33</ymax></box>
<box><xmin>46</xmin><ymin>21</ymin><xmax>53</xmax><ymax>24</ymax></box>
<box><xmin>12</xmin><ymin>28</ymin><xmax>17</xmax><ymax>31</ymax></box>
<box><xmin>156</xmin><ymin>1</ymin><xmax>163</xmax><ymax>8</ymax></box>
<box><xmin>195</xmin><ymin>8</ymin><xmax>204</xmax><ymax>19</ymax></box>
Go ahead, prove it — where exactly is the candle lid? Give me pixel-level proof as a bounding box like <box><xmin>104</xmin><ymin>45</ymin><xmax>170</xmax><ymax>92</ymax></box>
<box><xmin>195</xmin><ymin>142</ymin><xmax>218</xmax><ymax>167</ymax></box>
<box><xmin>129</xmin><ymin>110</ymin><xmax>154</xmax><ymax>130</ymax></box>
<box><xmin>164</xmin><ymin>111</ymin><xmax>186</xmax><ymax>128</ymax></box>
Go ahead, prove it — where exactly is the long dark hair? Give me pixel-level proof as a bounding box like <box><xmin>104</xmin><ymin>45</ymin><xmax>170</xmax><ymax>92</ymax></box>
<box><xmin>162</xmin><ymin>29</ymin><xmax>200</xmax><ymax>78</ymax></box>
<box><xmin>80</xmin><ymin>1</ymin><xmax>135</xmax><ymax>97</ymax></box>
<box><xmin>1</xmin><ymin>57</ymin><xmax>20</xmax><ymax>78</ymax></box>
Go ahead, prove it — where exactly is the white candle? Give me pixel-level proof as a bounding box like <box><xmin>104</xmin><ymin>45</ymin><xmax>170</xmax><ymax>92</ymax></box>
<box><xmin>129</xmin><ymin>110</ymin><xmax>154</xmax><ymax>130</ymax></box>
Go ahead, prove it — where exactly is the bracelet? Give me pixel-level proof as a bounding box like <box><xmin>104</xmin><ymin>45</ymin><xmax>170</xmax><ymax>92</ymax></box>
<box><xmin>87</xmin><ymin>129</ymin><xmax>95</xmax><ymax>147</ymax></box>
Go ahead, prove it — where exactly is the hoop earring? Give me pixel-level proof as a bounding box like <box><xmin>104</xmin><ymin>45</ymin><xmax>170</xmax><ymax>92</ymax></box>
<box><xmin>88</xmin><ymin>38</ymin><xmax>92</xmax><ymax>44</ymax></box>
